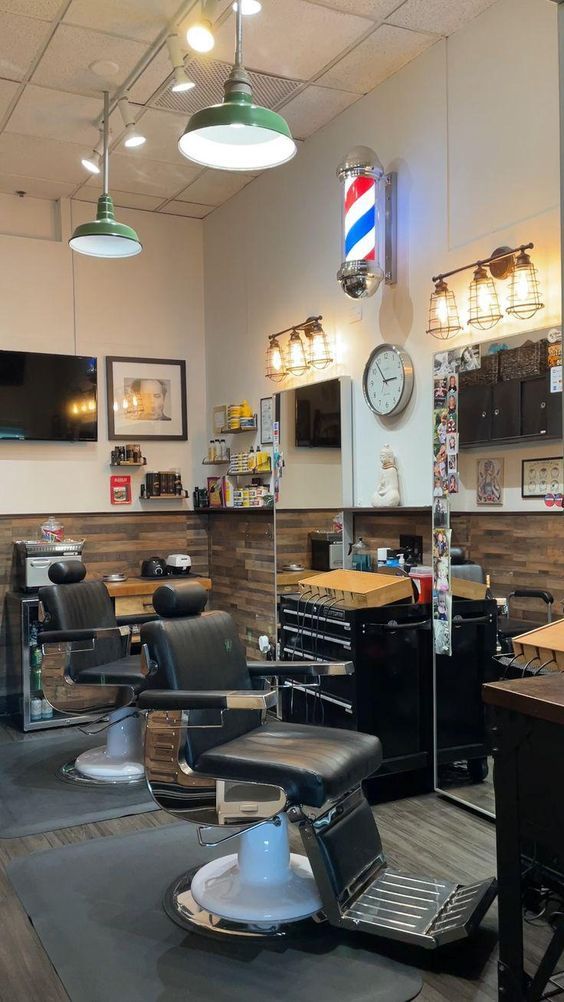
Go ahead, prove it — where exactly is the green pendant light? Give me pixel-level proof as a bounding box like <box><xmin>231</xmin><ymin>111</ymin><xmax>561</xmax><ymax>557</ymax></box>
<box><xmin>178</xmin><ymin>4</ymin><xmax>296</xmax><ymax>172</ymax></box>
<box><xmin>70</xmin><ymin>91</ymin><xmax>142</xmax><ymax>258</ymax></box>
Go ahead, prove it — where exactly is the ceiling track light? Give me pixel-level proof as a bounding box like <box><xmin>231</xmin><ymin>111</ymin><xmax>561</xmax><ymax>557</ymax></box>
<box><xmin>428</xmin><ymin>241</ymin><xmax>544</xmax><ymax>339</ymax></box>
<box><xmin>166</xmin><ymin>34</ymin><xmax>195</xmax><ymax>93</ymax></box>
<box><xmin>81</xmin><ymin>129</ymin><xmax>104</xmax><ymax>174</ymax></box>
<box><xmin>179</xmin><ymin>0</ymin><xmax>295</xmax><ymax>171</ymax></box>
<box><xmin>186</xmin><ymin>0</ymin><xmax>216</xmax><ymax>53</ymax></box>
<box><xmin>118</xmin><ymin>94</ymin><xmax>146</xmax><ymax>148</ymax></box>
<box><xmin>265</xmin><ymin>316</ymin><xmax>333</xmax><ymax>381</ymax></box>
<box><xmin>70</xmin><ymin>91</ymin><xmax>142</xmax><ymax>259</ymax></box>
<box><xmin>233</xmin><ymin>1</ymin><xmax>262</xmax><ymax>13</ymax></box>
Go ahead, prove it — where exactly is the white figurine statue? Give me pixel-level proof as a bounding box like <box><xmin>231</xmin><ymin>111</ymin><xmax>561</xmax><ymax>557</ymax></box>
<box><xmin>371</xmin><ymin>444</ymin><xmax>400</xmax><ymax>508</ymax></box>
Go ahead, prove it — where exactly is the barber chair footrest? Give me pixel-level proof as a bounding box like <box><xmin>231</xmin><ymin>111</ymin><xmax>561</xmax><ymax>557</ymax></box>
<box><xmin>337</xmin><ymin>871</ymin><xmax>497</xmax><ymax>949</ymax></box>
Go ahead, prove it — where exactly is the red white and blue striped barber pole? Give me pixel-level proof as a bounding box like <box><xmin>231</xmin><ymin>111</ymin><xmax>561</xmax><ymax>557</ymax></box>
<box><xmin>337</xmin><ymin>146</ymin><xmax>385</xmax><ymax>299</ymax></box>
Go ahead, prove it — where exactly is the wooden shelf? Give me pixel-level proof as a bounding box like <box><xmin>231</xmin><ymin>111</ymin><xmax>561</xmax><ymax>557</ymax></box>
<box><xmin>221</xmin><ymin>423</ymin><xmax>257</xmax><ymax>434</ymax></box>
<box><xmin>140</xmin><ymin>494</ymin><xmax>187</xmax><ymax>500</ymax></box>
<box><xmin>110</xmin><ymin>462</ymin><xmax>146</xmax><ymax>468</ymax></box>
<box><xmin>227</xmin><ymin>468</ymin><xmax>272</xmax><ymax>477</ymax></box>
<box><xmin>202</xmin><ymin>460</ymin><xmax>230</xmax><ymax>466</ymax></box>
<box><xmin>195</xmin><ymin>506</ymin><xmax>273</xmax><ymax>514</ymax></box>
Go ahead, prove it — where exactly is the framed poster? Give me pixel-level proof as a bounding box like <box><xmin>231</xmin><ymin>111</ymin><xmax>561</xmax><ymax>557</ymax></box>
<box><xmin>476</xmin><ymin>457</ymin><xmax>504</xmax><ymax>505</ymax></box>
<box><xmin>260</xmin><ymin>396</ymin><xmax>274</xmax><ymax>444</ymax></box>
<box><xmin>522</xmin><ymin>457</ymin><xmax>563</xmax><ymax>498</ymax></box>
<box><xmin>110</xmin><ymin>474</ymin><xmax>131</xmax><ymax>505</ymax></box>
<box><xmin>106</xmin><ymin>356</ymin><xmax>187</xmax><ymax>441</ymax></box>
<box><xmin>213</xmin><ymin>404</ymin><xmax>227</xmax><ymax>435</ymax></box>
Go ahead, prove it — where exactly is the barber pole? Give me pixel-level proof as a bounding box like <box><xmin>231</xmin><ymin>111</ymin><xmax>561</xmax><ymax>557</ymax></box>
<box><xmin>337</xmin><ymin>146</ymin><xmax>387</xmax><ymax>299</ymax></box>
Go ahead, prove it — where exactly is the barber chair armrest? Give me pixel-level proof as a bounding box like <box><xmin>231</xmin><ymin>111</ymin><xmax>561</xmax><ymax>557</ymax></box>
<box><xmin>115</xmin><ymin>613</ymin><xmax>159</xmax><ymax>626</ymax></box>
<box><xmin>138</xmin><ymin>688</ymin><xmax>278</xmax><ymax>712</ymax></box>
<box><xmin>248</xmin><ymin>660</ymin><xmax>354</xmax><ymax>678</ymax></box>
<box><xmin>40</xmin><ymin>626</ymin><xmax>126</xmax><ymax>648</ymax></box>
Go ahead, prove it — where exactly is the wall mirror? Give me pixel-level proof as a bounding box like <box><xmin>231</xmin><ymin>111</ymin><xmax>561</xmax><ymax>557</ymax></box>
<box><xmin>434</xmin><ymin>324</ymin><xmax>563</xmax><ymax>818</ymax></box>
<box><xmin>272</xmin><ymin>376</ymin><xmax>353</xmax><ymax>630</ymax></box>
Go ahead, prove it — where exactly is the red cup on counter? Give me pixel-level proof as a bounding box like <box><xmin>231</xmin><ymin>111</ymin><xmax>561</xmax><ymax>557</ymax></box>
<box><xmin>409</xmin><ymin>565</ymin><xmax>433</xmax><ymax>604</ymax></box>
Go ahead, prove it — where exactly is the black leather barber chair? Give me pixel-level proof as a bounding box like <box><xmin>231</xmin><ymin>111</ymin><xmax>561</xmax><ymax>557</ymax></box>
<box><xmin>497</xmin><ymin>588</ymin><xmax>554</xmax><ymax>654</ymax></box>
<box><xmin>39</xmin><ymin>560</ymin><xmax>155</xmax><ymax>785</ymax></box>
<box><xmin>139</xmin><ymin>580</ymin><xmax>496</xmax><ymax>946</ymax></box>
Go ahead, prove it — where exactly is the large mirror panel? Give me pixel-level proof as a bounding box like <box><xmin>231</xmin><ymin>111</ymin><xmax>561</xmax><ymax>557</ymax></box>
<box><xmin>435</xmin><ymin>325</ymin><xmax>563</xmax><ymax>817</ymax></box>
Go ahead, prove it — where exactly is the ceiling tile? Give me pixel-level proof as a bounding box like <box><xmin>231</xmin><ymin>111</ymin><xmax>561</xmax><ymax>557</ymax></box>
<box><xmin>86</xmin><ymin>151</ymin><xmax>200</xmax><ymax>197</ymax></box>
<box><xmin>116</xmin><ymin>107</ymin><xmax>187</xmax><ymax>164</ymax></box>
<box><xmin>128</xmin><ymin>45</ymin><xmax>171</xmax><ymax>105</ymax></box>
<box><xmin>6</xmin><ymin>84</ymin><xmax>101</xmax><ymax>145</ymax></box>
<box><xmin>0</xmin><ymin>171</ymin><xmax>75</xmax><ymax>198</ymax></box>
<box><xmin>0</xmin><ymin>77</ymin><xmax>19</xmax><ymax>119</ymax></box>
<box><xmin>198</xmin><ymin>0</ymin><xmax>374</xmax><ymax>80</ymax></box>
<box><xmin>305</xmin><ymin>0</ymin><xmax>403</xmax><ymax>19</ymax></box>
<box><xmin>318</xmin><ymin>22</ymin><xmax>434</xmax><ymax>93</ymax></box>
<box><xmin>280</xmin><ymin>84</ymin><xmax>359</xmax><ymax>140</ymax></box>
<box><xmin>0</xmin><ymin>1</ymin><xmax>61</xmax><ymax>19</ymax></box>
<box><xmin>0</xmin><ymin>132</ymin><xmax>85</xmax><ymax>182</ymax></box>
<box><xmin>63</xmin><ymin>0</ymin><xmax>181</xmax><ymax>44</ymax></box>
<box><xmin>160</xmin><ymin>200</ymin><xmax>212</xmax><ymax>218</ymax></box>
<box><xmin>74</xmin><ymin>187</ymin><xmax>163</xmax><ymax>211</ymax></box>
<box><xmin>388</xmin><ymin>0</ymin><xmax>498</xmax><ymax>37</ymax></box>
<box><xmin>32</xmin><ymin>23</ymin><xmax>147</xmax><ymax>96</ymax></box>
<box><xmin>177</xmin><ymin>170</ymin><xmax>256</xmax><ymax>206</ymax></box>
<box><xmin>0</xmin><ymin>11</ymin><xmax>51</xmax><ymax>82</ymax></box>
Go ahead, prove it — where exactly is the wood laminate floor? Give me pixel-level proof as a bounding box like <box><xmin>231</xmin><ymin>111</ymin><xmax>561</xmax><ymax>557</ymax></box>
<box><xmin>0</xmin><ymin>720</ymin><xmax>557</xmax><ymax>1002</ymax></box>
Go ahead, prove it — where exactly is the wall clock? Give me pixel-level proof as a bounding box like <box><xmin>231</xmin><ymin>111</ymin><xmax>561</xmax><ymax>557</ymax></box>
<box><xmin>362</xmin><ymin>343</ymin><xmax>414</xmax><ymax>417</ymax></box>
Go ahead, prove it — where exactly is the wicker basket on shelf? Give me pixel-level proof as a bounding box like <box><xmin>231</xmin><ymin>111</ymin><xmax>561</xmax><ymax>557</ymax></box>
<box><xmin>499</xmin><ymin>339</ymin><xmax>548</xmax><ymax>381</ymax></box>
<box><xmin>459</xmin><ymin>352</ymin><xmax>499</xmax><ymax>387</ymax></box>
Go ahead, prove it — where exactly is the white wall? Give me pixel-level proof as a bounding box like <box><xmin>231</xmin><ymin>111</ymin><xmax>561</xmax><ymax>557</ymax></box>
<box><xmin>203</xmin><ymin>0</ymin><xmax>561</xmax><ymax>512</ymax></box>
<box><xmin>0</xmin><ymin>194</ymin><xmax>206</xmax><ymax>515</ymax></box>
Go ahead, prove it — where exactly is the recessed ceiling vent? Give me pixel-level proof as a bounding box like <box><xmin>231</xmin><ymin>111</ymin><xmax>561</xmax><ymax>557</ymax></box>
<box><xmin>153</xmin><ymin>56</ymin><xmax>302</xmax><ymax>115</ymax></box>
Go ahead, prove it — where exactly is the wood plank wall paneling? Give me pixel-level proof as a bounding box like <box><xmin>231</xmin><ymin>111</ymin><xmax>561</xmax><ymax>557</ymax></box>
<box><xmin>451</xmin><ymin>512</ymin><xmax>564</xmax><ymax>625</ymax></box>
<box><xmin>274</xmin><ymin>510</ymin><xmax>338</xmax><ymax>571</ymax></box>
<box><xmin>353</xmin><ymin>512</ymin><xmax>433</xmax><ymax>564</ymax></box>
<box><xmin>207</xmin><ymin>511</ymin><xmax>275</xmax><ymax>660</ymax></box>
<box><xmin>0</xmin><ymin>512</ymin><xmax>210</xmax><ymax>712</ymax></box>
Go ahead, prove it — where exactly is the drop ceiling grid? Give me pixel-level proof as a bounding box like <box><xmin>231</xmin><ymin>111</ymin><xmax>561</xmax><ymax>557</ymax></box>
<box><xmin>0</xmin><ymin>0</ymin><xmax>500</xmax><ymax>214</ymax></box>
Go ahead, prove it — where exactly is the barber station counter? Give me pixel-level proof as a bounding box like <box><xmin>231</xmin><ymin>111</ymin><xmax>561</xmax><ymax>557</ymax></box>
<box><xmin>103</xmin><ymin>575</ymin><xmax>212</xmax><ymax>618</ymax></box>
<box><xmin>484</xmin><ymin>675</ymin><xmax>564</xmax><ymax>1000</ymax></box>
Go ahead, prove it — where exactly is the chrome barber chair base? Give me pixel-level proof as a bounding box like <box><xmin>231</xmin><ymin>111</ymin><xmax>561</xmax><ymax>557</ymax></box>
<box><xmin>58</xmin><ymin>758</ymin><xmax>146</xmax><ymax>787</ymax></box>
<box><xmin>164</xmin><ymin>869</ymin><xmax>324</xmax><ymax>940</ymax></box>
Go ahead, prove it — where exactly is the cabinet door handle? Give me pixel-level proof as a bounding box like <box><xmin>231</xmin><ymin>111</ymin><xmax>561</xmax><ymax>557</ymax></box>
<box><xmin>493</xmin><ymin>408</ymin><xmax>500</xmax><ymax>416</ymax></box>
<box><xmin>540</xmin><ymin>401</ymin><xmax>546</xmax><ymax>409</ymax></box>
<box><xmin>481</xmin><ymin>411</ymin><xmax>487</xmax><ymax>418</ymax></box>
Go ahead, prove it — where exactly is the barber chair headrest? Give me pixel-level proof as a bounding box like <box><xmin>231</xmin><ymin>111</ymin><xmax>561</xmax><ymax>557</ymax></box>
<box><xmin>48</xmin><ymin>560</ymin><xmax>87</xmax><ymax>585</ymax></box>
<box><xmin>450</xmin><ymin>547</ymin><xmax>466</xmax><ymax>565</ymax></box>
<box><xmin>152</xmin><ymin>581</ymin><xmax>208</xmax><ymax>618</ymax></box>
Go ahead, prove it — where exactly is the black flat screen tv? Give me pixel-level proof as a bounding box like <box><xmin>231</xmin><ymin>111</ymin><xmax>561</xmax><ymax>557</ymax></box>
<box><xmin>295</xmin><ymin>378</ymin><xmax>341</xmax><ymax>448</ymax></box>
<box><xmin>0</xmin><ymin>350</ymin><xmax>98</xmax><ymax>441</ymax></box>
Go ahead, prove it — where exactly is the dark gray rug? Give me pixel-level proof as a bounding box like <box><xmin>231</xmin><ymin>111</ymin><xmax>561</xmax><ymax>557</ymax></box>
<box><xmin>8</xmin><ymin>823</ymin><xmax>422</xmax><ymax>1002</ymax></box>
<box><xmin>0</xmin><ymin>728</ymin><xmax>157</xmax><ymax>837</ymax></box>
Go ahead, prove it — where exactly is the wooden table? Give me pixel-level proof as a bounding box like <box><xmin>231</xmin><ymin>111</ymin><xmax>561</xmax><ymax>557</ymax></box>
<box><xmin>483</xmin><ymin>675</ymin><xmax>564</xmax><ymax>1000</ymax></box>
<box><xmin>102</xmin><ymin>576</ymin><xmax>212</xmax><ymax>617</ymax></box>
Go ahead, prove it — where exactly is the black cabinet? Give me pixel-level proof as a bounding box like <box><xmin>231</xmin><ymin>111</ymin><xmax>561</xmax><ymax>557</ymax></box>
<box><xmin>521</xmin><ymin>374</ymin><xmax>561</xmax><ymax>439</ymax></box>
<box><xmin>459</xmin><ymin>375</ymin><xmax>561</xmax><ymax>448</ymax></box>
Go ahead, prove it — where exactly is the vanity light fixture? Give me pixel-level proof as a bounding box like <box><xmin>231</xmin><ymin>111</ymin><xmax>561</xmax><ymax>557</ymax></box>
<box><xmin>426</xmin><ymin>279</ymin><xmax>462</xmax><ymax>340</ymax></box>
<box><xmin>166</xmin><ymin>34</ymin><xmax>195</xmax><ymax>93</ymax></box>
<box><xmin>428</xmin><ymin>242</ymin><xmax>543</xmax><ymax>338</ymax></box>
<box><xmin>468</xmin><ymin>265</ymin><xmax>503</xmax><ymax>330</ymax></box>
<box><xmin>506</xmin><ymin>247</ymin><xmax>545</xmax><ymax>320</ymax></box>
<box><xmin>186</xmin><ymin>0</ymin><xmax>216</xmax><ymax>53</ymax></box>
<box><xmin>265</xmin><ymin>316</ymin><xmax>333</xmax><ymax>380</ymax></box>
<box><xmin>81</xmin><ymin>128</ymin><xmax>104</xmax><ymax>175</ymax></box>
<box><xmin>265</xmin><ymin>335</ymin><xmax>287</xmax><ymax>382</ymax></box>
<box><xmin>118</xmin><ymin>95</ymin><xmax>146</xmax><ymax>148</ymax></box>
<box><xmin>178</xmin><ymin>1</ymin><xmax>296</xmax><ymax>171</ymax></box>
<box><xmin>70</xmin><ymin>91</ymin><xmax>142</xmax><ymax>258</ymax></box>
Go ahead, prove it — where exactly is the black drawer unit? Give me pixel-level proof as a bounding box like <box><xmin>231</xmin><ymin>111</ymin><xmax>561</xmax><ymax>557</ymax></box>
<box><xmin>278</xmin><ymin>595</ymin><xmax>434</xmax><ymax>798</ymax></box>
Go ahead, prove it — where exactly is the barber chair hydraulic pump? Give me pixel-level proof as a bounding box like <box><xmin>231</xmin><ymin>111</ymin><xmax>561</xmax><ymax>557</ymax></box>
<box><xmin>138</xmin><ymin>581</ymin><xmax>497</xmax><ymax>948</ymax></box>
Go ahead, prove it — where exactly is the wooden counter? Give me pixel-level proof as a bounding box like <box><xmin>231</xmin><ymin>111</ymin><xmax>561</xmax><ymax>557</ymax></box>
<box><xmin>483</xmin><ymin>674</ymin><xmax>564</xmax><ymax>727</ymax></box>
<box><xmin>103</xmin><ymin>575</ymin><xmax>211</xmax><ymax>597</ymax></box>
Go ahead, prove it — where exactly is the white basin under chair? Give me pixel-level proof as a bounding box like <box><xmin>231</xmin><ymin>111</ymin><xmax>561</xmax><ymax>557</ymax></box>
<box><xmin>39</xmin><ymin>560</ymin><xmax>157</xmax><ymax>786</ymax></box>
<box><xmin>138</xmin><ymin>579</ymin><xmax>497</xmax><ymax>946</ymax></box>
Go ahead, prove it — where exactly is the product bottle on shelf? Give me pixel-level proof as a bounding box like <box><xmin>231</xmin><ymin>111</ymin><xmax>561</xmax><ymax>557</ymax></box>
<box><xmin>208</xmin><ymin>440</ymin><xmax>215</xmax><ymax>462</ymax></box>
<box><xmin>41</xmin><ymin>698</ymin><xmax>54</xmax><ymax>721</ymax></box>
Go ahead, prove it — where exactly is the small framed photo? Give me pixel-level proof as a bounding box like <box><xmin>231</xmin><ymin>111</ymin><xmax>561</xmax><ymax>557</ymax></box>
<box><xmin>477</xmin><ymin>457</ymin><xmax>504</xmax><ymax>505</ymax></box>
<box><xmin>522</xmin><ymin>457</ymin><xmax>563</xmax><ymax>498</ymax></box>
<box><xmin>260</xmin><ymin>396</ymin><xmax>274</xmax><ymax>444</ymax></box>
<box><xmin>106</xmin><ymin>356</ymin><xmax>187</xmax><ymax>441</ymax></box>
<box><xmin>213</xmin><ymin>405</ymin><xmax>227</xmax><ymax>435</ymax></box>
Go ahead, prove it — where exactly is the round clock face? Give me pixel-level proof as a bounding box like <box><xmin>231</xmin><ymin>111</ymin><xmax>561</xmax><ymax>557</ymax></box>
<box><xmin>363</xmin><ymin>344</ymin><xmax>414</xmax><ymax>417</ymax></box>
